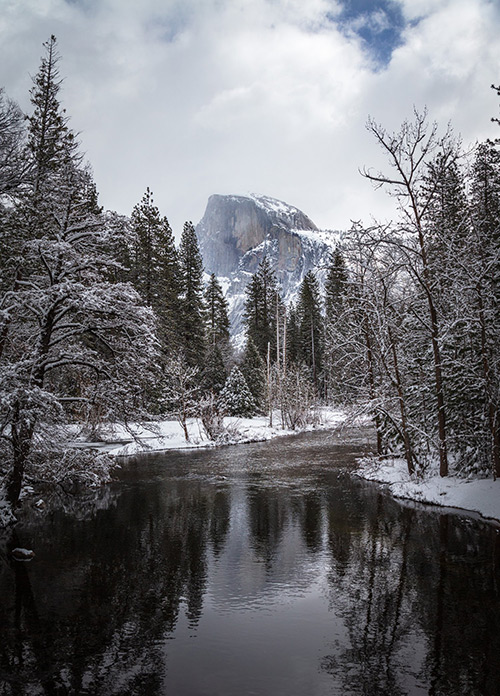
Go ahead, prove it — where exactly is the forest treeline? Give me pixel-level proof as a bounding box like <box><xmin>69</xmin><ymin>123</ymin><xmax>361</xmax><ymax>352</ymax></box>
<box><xmin>0</xmin><ymin>37</ymin><xmax>499</xmax><ymax>520</ymax></box>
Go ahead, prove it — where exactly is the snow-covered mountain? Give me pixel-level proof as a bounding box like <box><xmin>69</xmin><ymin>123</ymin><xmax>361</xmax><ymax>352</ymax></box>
<box><xmin>196</xmin><ymin>193</ymin><xmax>340</xmax><ymax>346</ymax></box>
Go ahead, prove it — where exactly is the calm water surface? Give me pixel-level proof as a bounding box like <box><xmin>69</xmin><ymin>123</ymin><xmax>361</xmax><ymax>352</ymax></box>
<box><xmin>1</xmin><ymin>428</ymin><xmax>500</xmax><ymax>695</ymax></box>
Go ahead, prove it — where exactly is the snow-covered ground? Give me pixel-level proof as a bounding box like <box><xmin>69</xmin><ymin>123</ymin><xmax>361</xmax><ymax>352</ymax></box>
<box><xmin>75</xmin><ymin>408</ymin><xmax>347</xmax><ymax>457</ymax></box>
<box><xmin>356</xmin><ymin>457</ymin><xmax>500</xmax><ymax>526</ymax></box>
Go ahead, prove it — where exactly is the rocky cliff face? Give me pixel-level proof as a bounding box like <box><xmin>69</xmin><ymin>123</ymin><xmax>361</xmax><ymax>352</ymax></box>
<box><xmin>197</xmin><ymin>194</ymin><xmax>318</xmax><ymax>278</ymax></box>
<box><xmin>196</xmin><ymin>193</ymin><xmax>338</xmax><ymax>345</ymax></box>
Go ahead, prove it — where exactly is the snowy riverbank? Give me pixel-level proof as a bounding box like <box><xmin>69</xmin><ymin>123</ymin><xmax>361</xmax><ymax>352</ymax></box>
<box><xmin>73</xmin><ymin>410</ymin><xmax>500</xmax><ymax>526</ymax></box>
<box><xmin>355</xmin><ymin>457</ymin><xmax>500</xmax><ymax>526</ymax></box>
<box><xmin>76</xmin><ymin>408</ymin><xmax>348</xmax><ymax>457</ymax></box>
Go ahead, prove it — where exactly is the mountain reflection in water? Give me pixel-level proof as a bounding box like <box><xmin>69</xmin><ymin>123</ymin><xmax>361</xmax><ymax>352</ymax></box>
<box><xmin>1</xmin><ymin>429</ymin><xmax>499</xmax><ymax>695</ymax></box>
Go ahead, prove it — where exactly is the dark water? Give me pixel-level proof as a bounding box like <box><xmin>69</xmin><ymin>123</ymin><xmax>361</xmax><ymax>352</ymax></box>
<box><xmin>1</xmin><ymin>429</ymin><xmax>500</xmax><ymax>696</ymax></box>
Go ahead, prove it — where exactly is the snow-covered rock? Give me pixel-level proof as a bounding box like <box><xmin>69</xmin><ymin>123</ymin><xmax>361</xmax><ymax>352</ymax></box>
<box><xmin>196</xmin><ymin>193</ymin><xmax>340</xmax><ymax>346</ymax></box>
<box><xmin>12</xmin><ymin>547</ymin><xmax>35</xmax><ymax>561</ymax></box>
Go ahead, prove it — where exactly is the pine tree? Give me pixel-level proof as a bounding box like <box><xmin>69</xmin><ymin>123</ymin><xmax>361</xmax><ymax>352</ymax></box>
<box><xmin>421</xmin><ymin>149</ymin><xmax>484</xmax><ymax>472</ymax></box>
<box><xmin>100</xmin><ymin>211</ymin><xmax>135</xmax><ymax>284</ymax></box>
<box><xmin>323</xmin><ymin>248</ymin><xmax>351</xmax><ymax>402</ymax></box>
<box><xmin>202</xmin><ymin>344</ymin><xmax>227</xmax><ymax>395</ymax></box>
<box><xmin>296</xmin><ymin>271</ymin><xmax>324</xmax><ymax>392</ymax></box>
<box><xmin>130</xmin><ymin>187</ymin><xmax>162</xmax><ymax>306</ymax></box>
<box><xmin>423</xmin><ymin>153</ymin><xmax>470</xmax><ymax>301</ymax></box>
<box><xmin>240</xmin><ymin>337</ymin><xmax>266</xmax><ymax>410</ymax></box>
<box><xmin>129</xmin><ymin>190</ymin><xmax>182</xmax><ymax>354</ymax></box>
<box><xmin>468</xmin><ymin>141</ymin><xmax>500</xmax><ymax>476</ymax></box>
<box><xmin>1</xmin><ymin>36</ymin><xmax>74</xmax><ymax>362</ymax></box>
<box><xmin>156</xmin><ymin>215</ymin><xmax>182</xmax><ymax>353</ymax></box>
<box><xmin>471</xmin><ymin>142</ymin><xmax>500</xmax><ymax>249</ymax></box>
<box><xmin>219</xmin><ymin>366</ymin><xmax>256</xmax><ymax>417</ymax></box>
<box><xmin>325</xmin><ymin>248</ymin><xmax>349</xmax><ymax>323</ymax></box>
<box><xmin>26</xmin><ymin>35</ymin><xmax>77</xmax><ymax>202</ymax></box>
<box><xmin>179</xmin><ymin>221</ymin><xmax>206</xmax><ymax>368</ymax></box>
<box><xmin>204</xmin><ymin>273</ymin><xmax>230</xmax><ymax>352</ymax></box>
<box><xmin>244</xmin><ymin>257</ymin><xmax>279</xmax><ymax>361</ymax></box>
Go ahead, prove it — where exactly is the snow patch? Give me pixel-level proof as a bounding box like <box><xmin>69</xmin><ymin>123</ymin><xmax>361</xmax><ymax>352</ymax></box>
<box><xmin>295</xmin><ymin>228</ymin><xmax>340</xmax><ymax>249</ymax></box>
<box><xmin>74</xmin><ymin>409</ymin><xmax>347</xmax><ymax>457</ymax></box>
<box><xmin>356</xmin><ymin>457</ymin><xmax>500</xmax><ymax>525</ymax></box>
<box><xmin>249</xmin><ymin>193</ymin><xmax>304</xmax><ymax>219</ymax></box>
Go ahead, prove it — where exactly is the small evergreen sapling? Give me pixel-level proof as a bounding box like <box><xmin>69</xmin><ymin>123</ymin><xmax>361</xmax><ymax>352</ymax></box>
<box><xmin>219</xmin><ymin>366</ymin><xmax>256</xmax><ymax>417</ymax></box>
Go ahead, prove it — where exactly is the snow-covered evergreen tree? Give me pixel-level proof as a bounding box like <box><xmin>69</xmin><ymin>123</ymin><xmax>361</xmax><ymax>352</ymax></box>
<box><xmin>219</xmin><ymin>366</ymin><xmax>256</xmax><ymax>417</ymax></box>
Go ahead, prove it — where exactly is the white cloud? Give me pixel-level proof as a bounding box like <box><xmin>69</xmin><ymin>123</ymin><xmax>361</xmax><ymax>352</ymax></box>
<box><xmin>0</xmin><ymin>0</ymin><xmax>498</xmax><ymax>234</ymax></box>
<box><xmin>348</xmin><ymin>9</ymin><xmax>392</xmax><ymax>35</ymax></box>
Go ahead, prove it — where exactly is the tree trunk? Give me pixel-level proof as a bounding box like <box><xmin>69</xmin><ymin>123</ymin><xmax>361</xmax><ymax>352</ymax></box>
<box><xmin>310</xmin><ymin>322</ymin><xmax>317</xmax><ymax>394</ymax></box>
<box><xmin>5</xmin><ymin>405</ymin><xmax>35</xmax><ymax>507</ymax></box>
<box><xmin>364</xmin><ymin>314</ymin><xmax>383</xmax><ymax>456</ymax></box>
<box><xmin>429</xmin><ymin>301</ymin><xmax>448</xmax><ymax>477</ymax></box>
<box><xmin>5</xmin><ymin>304</ymin><xmax>58</xmax><ymax>507</ymax></box>
<box><xmin>180</xmin><ymin>401</ymin><xmax>190</xmax><ymax>442</ymax></box>
<box><xmin>267</xmin><ymin>342</ymin><xmax>272</xmax><ymax>428</ymax></box>
<box><xmin>388</xmin><ymin>326</ymin><xmax>415</xmax><ymax>476</ymax></box>
<box><xmin>478</xmin><ymin>289</ymin><xmax>500</xmax><ymax>478</ymax></box>
<box><xmin>416</xmin><ymin>221</ymin><xmax>448</xmax><ymax>477</ymax></box>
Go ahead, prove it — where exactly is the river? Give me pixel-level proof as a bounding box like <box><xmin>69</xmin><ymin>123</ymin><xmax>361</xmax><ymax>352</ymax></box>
<box><xmin>1</xmin><ymin>428</ymin><xmax>499</xmax><ymax>695</ymax></box>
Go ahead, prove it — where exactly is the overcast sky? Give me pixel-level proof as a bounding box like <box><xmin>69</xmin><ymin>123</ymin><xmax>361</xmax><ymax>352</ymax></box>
<box><xmin>1</xmin><ymin>0</ymin><xmax>499</xmax><ymax>233</ymax></box>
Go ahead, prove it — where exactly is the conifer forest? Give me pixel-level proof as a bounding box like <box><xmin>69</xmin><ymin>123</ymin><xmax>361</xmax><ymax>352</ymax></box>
<box><xmin>0</xmin><ymin>36</ymin><xmax>499</xmax><ymax>523</ymax></box>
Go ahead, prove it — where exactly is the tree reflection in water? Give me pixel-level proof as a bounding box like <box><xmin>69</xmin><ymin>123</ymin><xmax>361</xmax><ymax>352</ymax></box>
<box><xmin>0</xmin><ymin>432</ymin><xmax>499</xmax><ymax>695</ymax></box>
<box><xmin>0</xmin><ymin>478</ymin><xmax>230</xmax><ymax>694</ymax></box>
<box><xmin>322</xmin><ymin>484</ymin><xmax>500</xmax><ymax>696</ymax></box>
